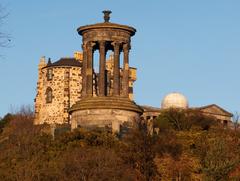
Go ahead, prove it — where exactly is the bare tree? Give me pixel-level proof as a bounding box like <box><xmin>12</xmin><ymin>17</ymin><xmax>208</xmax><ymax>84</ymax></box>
<box><xmin>232</xmin><ymin>112</ymin><xmax>239</xmax><ymax>131</ymax></box>
<box><xmin>0</xmin><ymin>4</ymin><xmax>10</xmax><ymax>48</ymax></box>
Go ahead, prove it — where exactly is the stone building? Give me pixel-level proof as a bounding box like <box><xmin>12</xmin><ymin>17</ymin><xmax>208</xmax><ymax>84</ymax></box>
<box><xmin>142</xmin><ymin>92</ymin><xmax>233</xmax><ymax>127</ymax></box>
<box><xmin>34</xmin><ymin>51</ymin><xmax>137</xmax><ymax>125</ymax></box>
<box><xmin>197</xmin><ymin>104</ymin><xmax>233</xmax><ymax>126</ymax></box>
<box><xmin>34</xmin><ymin>53</ymin><xmax>82</xmax><ymax>124</ymax></box>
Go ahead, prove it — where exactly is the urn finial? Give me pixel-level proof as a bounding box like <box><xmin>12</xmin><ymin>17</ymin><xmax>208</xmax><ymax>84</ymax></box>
<box><xmin>102</xmin><ymin>10</ymin><xmax>112</xmax><ymax>22</ymax></box>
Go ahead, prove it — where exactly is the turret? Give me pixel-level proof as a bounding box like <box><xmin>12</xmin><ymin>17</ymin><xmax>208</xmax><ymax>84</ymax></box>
<box><xmin>39</xmin><ymin>56</ymin><xmax>47</xmax><ymax>69</ymax></box>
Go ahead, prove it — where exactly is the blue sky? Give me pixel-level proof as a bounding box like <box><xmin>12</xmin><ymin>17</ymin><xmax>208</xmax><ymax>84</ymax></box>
<box><xmin>0</xmin><ymin>0</ymin><xmax>240</xmax><ymax>117</ymax></box>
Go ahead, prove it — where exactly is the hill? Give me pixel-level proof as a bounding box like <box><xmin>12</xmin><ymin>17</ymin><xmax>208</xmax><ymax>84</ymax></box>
<box><xmin>0</xmin><ymin>108</ymin><xmax>240</xmax><ymax>181</ymax></box>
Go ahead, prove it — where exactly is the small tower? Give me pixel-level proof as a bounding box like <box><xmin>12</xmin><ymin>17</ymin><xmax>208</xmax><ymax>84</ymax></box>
<box><xmin>70</xmin><ymin>11</ymin><xmax>143</xmax><ymax>132</ymax></box>
<box><xmin>34</xmin><ymin>56</ymin><xmax>47</xmax><ymax>124</ymax></box>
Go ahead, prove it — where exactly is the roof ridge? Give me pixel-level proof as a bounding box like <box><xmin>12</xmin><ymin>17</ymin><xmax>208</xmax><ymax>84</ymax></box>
<box><xmin>43</xmin><ymin>57</ymin><xmax>82</xmax><ymax>68</ymax></box>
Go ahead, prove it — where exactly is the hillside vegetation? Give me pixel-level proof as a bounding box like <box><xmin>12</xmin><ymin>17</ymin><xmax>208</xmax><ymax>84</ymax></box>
<box><xmin>0</xmin><ymin>108</ymin><xmax>240</xmax><ymax>181</ymax></box>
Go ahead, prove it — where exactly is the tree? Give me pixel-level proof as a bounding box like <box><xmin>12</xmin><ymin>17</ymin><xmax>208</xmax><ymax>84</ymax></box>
<box><xmin>120</xmin><ymin>119</ymin><xmax>160</xmax><ymax>181</ymax></box>
<box><xmin>0</xmin><ymin>113</ymin><xmax>12</xmax><ymax>134</ymax></box>
<box><xmin>57</xmin><ymin>147</ymin><xmax>139</xmax><ymax>181</ymax></box>
<box><xmin>0</xmin><ymin>113</ymin><xmax>143</xmax><ymax>181</ymax></box>
<box><xmin>155</xmin><ymin>108</ymin><xmax>217</xmax><ymax>132</ymax></box>
<box><xmin>195</xmin><ymin>132</ymin><xmax>240</xmax><ymax>180</ymax></box>
<box><xmin>0</xmin><ymin>4</ymin><xmax>10</xmax><ymax>48</ymax></box>
<box><xmin>155</xmin><ymin>108</ymin><xmax>190</xmax><ymax>131</ymax></box>
<box><xmin>233</xmin><ymin>112</ymin><xmax>240</xmax><ymax>131</ymax></box>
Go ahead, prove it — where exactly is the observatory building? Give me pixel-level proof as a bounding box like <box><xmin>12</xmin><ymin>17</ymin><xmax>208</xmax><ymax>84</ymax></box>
<box><xmin>142</xmin><ymin>92</ymin><xmax>233</xmax><ymax>127</ymax></box>
<box><xmin>161</xmin><ymin>92</ymin><xmax>189</xmax><ymax>109</ymax></box>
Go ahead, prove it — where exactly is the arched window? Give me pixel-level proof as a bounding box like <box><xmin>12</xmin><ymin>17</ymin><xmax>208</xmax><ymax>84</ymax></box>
<box><xmin>47</xmin><ymin>68</ymin><xmax>53</xmax><ymax>80</ymax></box>
<box><xmin>46</xmin><ymin>87</ymin><xmax>53</xmax><ymax>103</ymax></box>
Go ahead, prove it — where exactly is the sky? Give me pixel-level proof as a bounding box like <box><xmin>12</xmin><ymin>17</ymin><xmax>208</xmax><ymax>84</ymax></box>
<box><xmin>0</xmin><ymin>0</ymin><xmax>240</xmax><ymax>117</ymax></box>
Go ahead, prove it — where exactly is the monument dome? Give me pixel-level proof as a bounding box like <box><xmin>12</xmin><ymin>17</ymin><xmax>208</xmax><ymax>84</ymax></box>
<box><xmin>161</xmin><ymin>92</ymin><xmax>188</xmax><ymax>109</ymax></box>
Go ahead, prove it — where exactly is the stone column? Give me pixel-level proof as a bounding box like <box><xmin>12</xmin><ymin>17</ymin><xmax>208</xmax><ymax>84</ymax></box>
<box><xmin>81</xmin><ymin>43</ymin><xmax>87</xmax><ymax>97</ymax></box>
<box><xmin>99</xmin><ymin>41</ymin><xmax>106</xmax><ymax>96</ymax></box>
<box><xmin>122</xmin><ymin>43</ymin><xmax>130</xmax><ymax>97</ymax></box>
<box><xmin>112</xmin><ymin>41</ymin><xmax>121</xmax><ymax>96</ymax></box>
<box><xmin>86</xmin><ymin>42</ymin><xmax>95</xmax><ymax>97</ymax></box>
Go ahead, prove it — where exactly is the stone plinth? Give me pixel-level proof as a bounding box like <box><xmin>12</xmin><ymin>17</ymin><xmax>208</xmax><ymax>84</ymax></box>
<box><xmin>69</xmin><ymin>97</ymin><xmax>143</xmax><ymax>132</ymax></box>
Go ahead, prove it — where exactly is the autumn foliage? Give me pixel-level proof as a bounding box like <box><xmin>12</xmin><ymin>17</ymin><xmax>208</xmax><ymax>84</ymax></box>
<box><xmin>0</xmin><ymin>108</ymin><xmax>240</xmax><ymax>181</ymax></box>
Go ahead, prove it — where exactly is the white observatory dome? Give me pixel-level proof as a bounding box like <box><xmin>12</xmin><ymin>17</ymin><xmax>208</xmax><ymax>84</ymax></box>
<box><xmin>161</xmin><ymin>92</ymin><xmax>189</xmax><ymax>109</ymax></box>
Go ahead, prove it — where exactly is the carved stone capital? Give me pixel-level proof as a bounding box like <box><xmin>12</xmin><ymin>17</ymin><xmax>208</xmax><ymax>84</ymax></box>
<box><xmin>111</xmin><ymin>41</ymin><xmax>121</xmax><ymax>48</ymax></box>
<box><xmin>87</xmin><ymin>41</ymin><xmax>96</xmax><ymax>51</ymax></box>
<box><xmin>82</xmin><ymin>43</ymin><xmax>87</xmax><ymax>50</ymax></box>
<box><xmin>123</xmin><ymin>43</ymin><xmax>130</xmax><ymax>52</ymax></box>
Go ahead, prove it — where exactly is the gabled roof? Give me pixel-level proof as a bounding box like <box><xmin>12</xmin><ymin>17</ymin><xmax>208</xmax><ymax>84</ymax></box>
<box><xmin>141</xmin><ymin>105</ymin><xmax>161</xmax><ymax>112</ymax></box>
<box><xmin>197</xmin><ymin>104</ymin><xmax>233</xmax><ymax>117</ymax></box>
<box><xmin>44</xmin><ymin>58</ymin><xmax>82</xmax><ymax>68</ymax></box>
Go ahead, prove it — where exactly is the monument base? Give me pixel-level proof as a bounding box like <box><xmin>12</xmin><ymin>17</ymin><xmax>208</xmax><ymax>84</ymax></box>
<box><xmin>69</xmin><ymin>97</ymin><xmax>143</xmax><ymax>133</ymax></box>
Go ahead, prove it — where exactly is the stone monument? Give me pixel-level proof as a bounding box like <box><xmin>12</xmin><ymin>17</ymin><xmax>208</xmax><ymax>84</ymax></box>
<box><xmin>69</xmin><ymin>10</ymin><xmax>143</xmax><ymax>132</ymax></box>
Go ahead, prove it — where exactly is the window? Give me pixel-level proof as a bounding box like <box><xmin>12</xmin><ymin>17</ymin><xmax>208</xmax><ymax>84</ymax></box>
<box><xmin>47</xmin><ymin>68</ymin><xmax>53</xmax><ymax>80</ymax></box>
<box><xmin>46</xmin><ymin>87</ymin><xmax>53</xmax><ymax>103</ymax></box>
<box><xmin>223</xmin><ymin>120</ymin><xmax>228</xmax><ymax>127</ymax></box>
<box><xmin>64</xmin><ymin>71</ymin><xmax>70</xmax><ymax>79</ymax></box>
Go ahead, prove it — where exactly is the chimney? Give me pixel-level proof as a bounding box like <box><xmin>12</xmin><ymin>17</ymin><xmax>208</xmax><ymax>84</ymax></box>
<box><xmin>74</xmin><ymin>51</ymin><xmax>83</xmax><ymax>62</ymax></box>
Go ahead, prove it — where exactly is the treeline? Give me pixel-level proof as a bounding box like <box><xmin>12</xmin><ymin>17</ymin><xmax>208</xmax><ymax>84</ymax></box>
<box><xmin>0</xmin><ymin>108</ymin><xmax>240</xmax><ymax>181</ymax></box>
